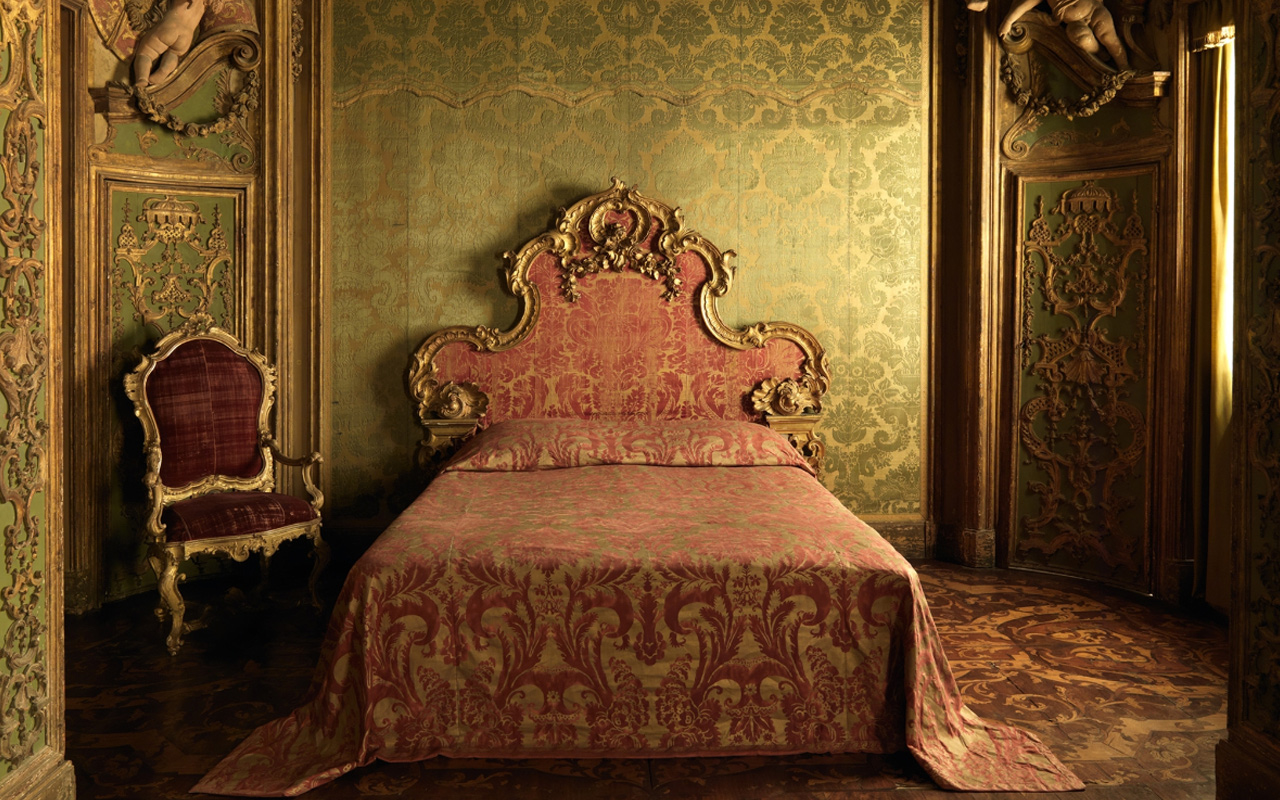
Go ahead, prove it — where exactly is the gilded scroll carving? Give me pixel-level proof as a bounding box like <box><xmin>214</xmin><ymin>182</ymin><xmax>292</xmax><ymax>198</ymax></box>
<box><xmin>409</xmin><ymin>180</ymin><xmax>831</xmax><ymax>462</ymax></box>
<box><xmin>1014</xmin><ymin>181</ymin><xmax>1150</xmax><ymax>582</ymax></box>
<box><xmin>997</xmin><ymin>3</ymin><xmax>1167</xmax><ymax>124</ymax></box>
<box><xmin>0</xmin><ymin>0</ymin><xmax>49</xmax><ymax>766</ymax></box>
<box><xmin>560</xmin><ymin>211</ymin><xmax>683</xmax><ymax>302</ymax></box>
<box><xmin>752</xmin><ymin>376</ymin><xmax>820</xmax><ymax>416</ymax></box>
<box><xmin>111</xmin><ymin>193</ymin><xmax>236</xmax><ymax>339</ymax></box>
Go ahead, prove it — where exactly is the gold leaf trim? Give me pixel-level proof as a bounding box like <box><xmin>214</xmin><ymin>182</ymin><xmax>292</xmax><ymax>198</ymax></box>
<box><xmin>408</xmin><ymin>179</ymin><xmax>831</xmax><ymax>460</ymax></box>
<box><xmin>333</xmin><ymin>79</ymin><xmax>921</xmax><ymax>111</ymax></box>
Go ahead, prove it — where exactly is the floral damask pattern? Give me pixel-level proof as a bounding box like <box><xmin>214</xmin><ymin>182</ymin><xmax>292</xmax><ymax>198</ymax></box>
<box><xmin>434</xmin><ymin>252</ymin><xmax>808</xmax><ymax>424</ymax></box>
<box><xmin>446</xmin><ymin>418</ymin><xmax>816</xmax><ymax>472</ymax></box>
<box><xmin>330</xmin><ymin>0</ymin><xmax>926</xmax><ymax>523</ymax></box>
<box><xmin>332</xmin><ymin>0</ymin><xmax>920</xmax><ymax>107</ymax></box>
<box><xmin>331</xmin><ymin>96</ymin><xmax>924</xmax><ymax>522</ymax></box>
<box><xmin>194</xmin><ymin>424</ymin><xmax>1078</xmax><ymax>795</ymax></box>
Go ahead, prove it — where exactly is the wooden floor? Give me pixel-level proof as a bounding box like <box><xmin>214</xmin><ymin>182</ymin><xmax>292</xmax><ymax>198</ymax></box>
<box><xmin>64</xmin><ymin>559</ymin><xmax>1227</xmax><ymax>799</ymax></box>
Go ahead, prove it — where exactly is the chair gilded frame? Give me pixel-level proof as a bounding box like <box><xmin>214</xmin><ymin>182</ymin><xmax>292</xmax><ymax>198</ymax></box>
<box><xmin>124</xmin><ymin>321</ymin><xmax>328</xmax><ymax>654</ymax></box>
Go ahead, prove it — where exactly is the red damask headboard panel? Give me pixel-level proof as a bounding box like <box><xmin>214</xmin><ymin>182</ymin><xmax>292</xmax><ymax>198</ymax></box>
<box><xmin>409</xmin><ymin>179</ymin><xmax>831</xmax><ymax>469</ymax></box>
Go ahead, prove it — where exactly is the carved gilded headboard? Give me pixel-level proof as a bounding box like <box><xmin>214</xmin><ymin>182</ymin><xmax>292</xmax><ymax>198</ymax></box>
<box><xmin>408</xmin><ymin>179</ymin><xmax>831</xmax><ymax>471</ymax></box>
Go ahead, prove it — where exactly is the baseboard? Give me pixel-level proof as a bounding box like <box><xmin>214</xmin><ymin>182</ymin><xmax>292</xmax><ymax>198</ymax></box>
<box><xmin>958</xmin><ymin>527</ymin><xmax>996</xmax><ymax>568</ymax></box>
<box><xmin>0</xmin><ymin>749</ymin><xmax>75</xmax><ymax>800</ymax></box>
<box><xmin>1217</xmin><ymin>730</ymin><xmax>1280</xmax><ymax>799</ymax></box>
<box><xmin>870</xmin><ymin>520</ymin><xmax>934</xmax><ymax>560</ymax></box>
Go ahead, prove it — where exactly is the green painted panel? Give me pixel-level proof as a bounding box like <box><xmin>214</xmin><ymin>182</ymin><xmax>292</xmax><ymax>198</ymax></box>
<box><xmin>329</xmin><ymin>0</ymin><xmax>927</xmax><ymax>525</ymax></box>
<box><xmin>104</xmin><ymin>189</ymin><xmax>239</xmax><ymax>601</ymax></box>
<box><xmin>1011</xmin><ymin>175</ymin><xmax>1153</xmax><ymax>591</ymax></box>
<box><xmin>0</xmin><ymin>28</ymin><xmax>52</xmax><ymax>773</ymax></box>
<box><xmin>107</xmin><ymin>68</ymin><xmax>256</xmax><ymax>171</ymax></box>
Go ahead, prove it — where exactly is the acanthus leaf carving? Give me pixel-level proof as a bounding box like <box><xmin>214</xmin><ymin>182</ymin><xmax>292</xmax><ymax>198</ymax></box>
<box><xmin>0</xmin><ymin>5</ymin><xmax>49</xmax><ymax>765</ymax></box>
<box><xmin>1014</xmin><ymin>180</ymin><xmax>1151</xmax><ymax>583</ymax></box>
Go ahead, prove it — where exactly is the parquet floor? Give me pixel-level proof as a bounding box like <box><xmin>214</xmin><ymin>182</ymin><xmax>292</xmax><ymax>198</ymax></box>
<box><xmin>65</xmin><ymin>559</ymin><xmax>1228</xmax><ymax>799</ymax></box>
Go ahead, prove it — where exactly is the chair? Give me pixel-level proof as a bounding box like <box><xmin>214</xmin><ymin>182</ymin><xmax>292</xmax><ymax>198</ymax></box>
<box><xmin>124</xmin><ymin>321</ymin><xmax>328</xmax><ymax>654</ymax></box>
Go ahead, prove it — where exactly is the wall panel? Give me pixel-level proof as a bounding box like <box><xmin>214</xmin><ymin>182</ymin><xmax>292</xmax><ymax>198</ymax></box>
<box><xmin>326</xmin><ymin>0</ymin><xmax>931</xmax><ymax>536</ymax></box>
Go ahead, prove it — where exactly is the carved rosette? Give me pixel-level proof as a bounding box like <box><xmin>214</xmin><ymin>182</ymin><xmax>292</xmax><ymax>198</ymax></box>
<box><xmin>408</xmin><ymin>180</ymin><xmax>831</xmax><ymax>464</ymax></box>
<box><xmin>1013</xmin><ymin>181</ymin><xmax>1150</xmax><ymax>586</ymax></box>
<box><xmin>751</xmin><ymin>376</ymin><xmax>822</xmax><ymax>417</ymax></box>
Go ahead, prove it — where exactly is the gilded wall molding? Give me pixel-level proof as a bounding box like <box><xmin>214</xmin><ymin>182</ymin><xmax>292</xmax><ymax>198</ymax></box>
<box><xmin>0</xmin><ymin>0</ymin><xmax>55</xmax><ymax>779</ymax></box>
<box><xmin>290</xmin><ymin>0</ymin><xmax>305</xmax><ymax>81</ymax></box>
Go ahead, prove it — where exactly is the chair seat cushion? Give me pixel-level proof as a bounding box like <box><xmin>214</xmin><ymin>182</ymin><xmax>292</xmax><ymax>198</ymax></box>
<box><xmin>163</xmin><ymin>492</ymin><xmax>318</xmax><ymax>543</ymax></box>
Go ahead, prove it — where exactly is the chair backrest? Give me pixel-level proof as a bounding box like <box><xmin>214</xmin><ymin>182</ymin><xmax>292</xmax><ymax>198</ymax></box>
<box><xmin>126</xmin><ymin>326</ymin><xmax>278</xmax><ymax>502</ymax></box>
<box><xmin>146</xmin><ymin>337</ymin><xmax>265</xmax><ymax>488</ymax></box>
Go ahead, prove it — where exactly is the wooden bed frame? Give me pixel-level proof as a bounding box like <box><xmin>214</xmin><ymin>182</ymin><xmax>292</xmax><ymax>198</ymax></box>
<box><xmin>407</xmin><ymin>179</ymin><xmax>831</xmax><ymax>472</ymax></box>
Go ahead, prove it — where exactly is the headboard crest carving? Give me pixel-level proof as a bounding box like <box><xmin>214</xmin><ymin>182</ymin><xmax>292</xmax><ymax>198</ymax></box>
<box><xmin>409</xmin><ymin>179</ymin><xmax>832</xmax><ymax>470</ymax></box>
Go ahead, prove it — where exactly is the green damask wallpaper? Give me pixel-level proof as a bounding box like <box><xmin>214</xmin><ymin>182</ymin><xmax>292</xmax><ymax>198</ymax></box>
<box><xmin>329</xmin><ymin>0</ymin><xmax>927</xmax><ymax>524</ymax></box>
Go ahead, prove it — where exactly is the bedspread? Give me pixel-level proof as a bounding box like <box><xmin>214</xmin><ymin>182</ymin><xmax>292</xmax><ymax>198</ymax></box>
<box><xmin>194</xmin><ymin>420</ymin><xmax>1081</xmax><ymax>795</ymax></box>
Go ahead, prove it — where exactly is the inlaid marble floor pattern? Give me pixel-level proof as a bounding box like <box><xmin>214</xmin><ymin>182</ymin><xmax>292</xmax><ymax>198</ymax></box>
<box><xmin>65</xmin><ymin>560</ymin><xmax>1227</xmax><ymax>799</ymax></box>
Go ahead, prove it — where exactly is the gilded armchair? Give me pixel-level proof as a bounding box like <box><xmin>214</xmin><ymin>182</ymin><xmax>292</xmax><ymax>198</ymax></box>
<box><xmin>124</xmin><ymin>323</ymin><xmax>328</xmax><ymax>655</ymax></box>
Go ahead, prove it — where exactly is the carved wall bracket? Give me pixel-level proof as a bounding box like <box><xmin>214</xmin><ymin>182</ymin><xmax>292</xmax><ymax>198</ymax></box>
<box><xmin>91</xmin><ymin>30</ymin><xmax>262</xmax><ymax>135</ymax></box>
<box><xmin>999</xmin><ymin>11</ymin><xmax>1169</xmax><ymax>120</ymax></box>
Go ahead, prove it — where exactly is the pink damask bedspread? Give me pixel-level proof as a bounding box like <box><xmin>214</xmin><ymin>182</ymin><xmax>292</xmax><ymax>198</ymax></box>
<box><xmin>194</xmin><ymin>420</ymin><xmax>1082</xmax><ymax>795</ymax></box>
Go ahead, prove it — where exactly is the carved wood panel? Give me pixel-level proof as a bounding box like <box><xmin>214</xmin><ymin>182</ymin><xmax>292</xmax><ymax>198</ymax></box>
<box><xmin>1009</xmin><ymin>173</ymin><xmax>1155</xmax><ymax>593</ymax></box>
<box><xmin>1222</xmin><ymin>5</ymin><xmax>1280</xmax><ymax>789</ymax></box>
<box><xmin>97</xmin><ymin>179</ymin><xmax>246</xmax><ymax>601</ymax></box>
<box><xmin>0</xmin><ymin>0</ymin><xmax>73</xmax><ymax>794</ymax></box>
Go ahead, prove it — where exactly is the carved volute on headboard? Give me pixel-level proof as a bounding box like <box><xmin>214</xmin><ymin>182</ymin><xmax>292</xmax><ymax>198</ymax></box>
<box><xmin>408</xmin><ymin>179</ymin><xmax>831</xmax><ymax>471</ymax></box>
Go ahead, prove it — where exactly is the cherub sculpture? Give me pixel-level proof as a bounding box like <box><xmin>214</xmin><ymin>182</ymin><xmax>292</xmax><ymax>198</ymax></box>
<box><xmin>131</xmin><ymin>0</ymin><xmax>209</xmax><ymax>87</ymax></box>
<box><xmin>1000</xmin><ymin>0</ymin><xmax>1130</xmax><ymax>71</ymax></box>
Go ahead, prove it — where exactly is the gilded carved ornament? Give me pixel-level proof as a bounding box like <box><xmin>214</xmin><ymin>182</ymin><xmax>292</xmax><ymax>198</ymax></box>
<box><xmin>89</xmin><ymin>0</ymin><xmax>261</xmax><ymax>140</ymax></box>
<box><xmin>991</xmin><ymin>0</ymin><xmax>1168</xmax><ymax>121</ymax></box>
<box><xmin>112</xmin><ymin>193</ymin><xmax>235</xmax><ymax>341</ymax></box>
<box><xmin>1015</xmin><ymin>181</ymin><xmax>1150</xmax><ymax>574</ymax></box>
<box><xmin>408</xmin><ymin>180</ymin><xmax>830</xmax><ymax>466</ymax></box>
<box><xmin>0</xmin><ymin>0</ymin><xmax>50</xmax><ymax>765</ymax></box>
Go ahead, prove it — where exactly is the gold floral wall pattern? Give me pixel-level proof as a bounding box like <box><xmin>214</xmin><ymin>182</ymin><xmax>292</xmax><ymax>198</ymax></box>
<box><xmin>1011</xmin><ymin>177</ymin><xmax>1153</xmax><ymax>592</ymax></box>
<box><xmin>0</xmin><ymin>0</ymin><xmax>51</xmax><ymax>778</ymax></box>
<box><xmin>329</xmin><ymin>0</ymin><xmax>926</xmax><ymax>525</ymax></box>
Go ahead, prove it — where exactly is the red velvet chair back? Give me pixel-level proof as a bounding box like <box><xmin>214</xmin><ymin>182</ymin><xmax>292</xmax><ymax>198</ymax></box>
<box><xmin>145</xmin><ymin>338</ymin><xmax>265</xmax><ymax>488</ymax></box>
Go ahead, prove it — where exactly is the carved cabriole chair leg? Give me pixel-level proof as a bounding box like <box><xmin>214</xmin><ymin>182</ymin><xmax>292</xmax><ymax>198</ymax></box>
<box><xmin>308</xmin><ymin>535</ymin><xmax>330</xmax><ymax>609</ymax></box>
<box><xmin>257</xmin><ymin>550</ymin><xmax>271</xmax><ymax>598</ymax></box>
<box><xmin>153</xmin><ymin>548</ymin><xmax>186</xmax><ymax>655</ymax></box>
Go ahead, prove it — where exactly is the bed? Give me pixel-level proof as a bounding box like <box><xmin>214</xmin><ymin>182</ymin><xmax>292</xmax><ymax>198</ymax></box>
<box><xmin>193</xmin><ymin>181</ymin><xmax>1082</xmax><ymax>795</ymax></box>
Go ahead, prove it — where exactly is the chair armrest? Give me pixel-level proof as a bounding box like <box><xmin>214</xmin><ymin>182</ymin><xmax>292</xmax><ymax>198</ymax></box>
<box><xmin>261</xmin><ymin>436</ymin><xmax>324</xmax><ymax>513</ymax></box>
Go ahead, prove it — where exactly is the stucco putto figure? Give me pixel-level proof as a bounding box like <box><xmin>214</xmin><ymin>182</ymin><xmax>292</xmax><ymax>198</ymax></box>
<box><xmin>126</xmin><ymin>0</ymin><xmax>259</xmax><ymax>87</ymax></box>
<box><xmin>132</xmin><ymin>0</ymin><xmax>210</xmax><ymax>86</ymax></box>
<box><xmin>1000</xmin><ymin>0</ymin><xmax>1131</xmax><ymax>70</ymax></box>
